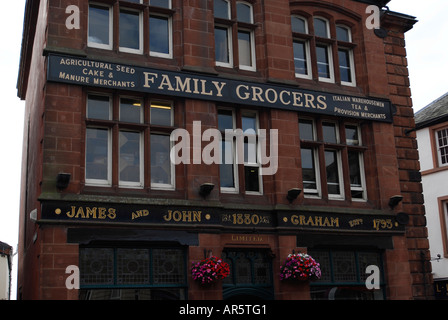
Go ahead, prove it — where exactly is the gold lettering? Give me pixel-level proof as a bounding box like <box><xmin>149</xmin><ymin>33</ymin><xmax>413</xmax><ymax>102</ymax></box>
<box><xmin>280</xmin><ymin>90</ymin><xmax>291</xmax><ymax>105</ymax></box>
<box><xmin>98</xmin><ymin>207</ymin><xmax>106</xmax><ymax>219</ymax></box>
<box><xmin>67</xmin><ymin>206</ymin><xmax>76</xmax><ymax>218</ymax></box>
<box><xmin>163</xmin><ymin>210</ymin><xmax>172</xmax><ymax>221</ymax></box>
<box><xmin>212</xmin><ymin>81</ymin><xmax>226</xmax><ymax>97</ymax></box>
<box><xmin>304</xmin><ymin>93</ymin><xmax>317</xmax><ymax>108</ymax></box>
<box><xmin>86</xmin><ymin>207</ymin><xmax>97</xmax><ymax>219</ymax></box>
<box><xmin>159</xmin><ymin>74</ymin><xmax>174</xmax><ymax>91</ymax></box>
<box><xmin>108</xmin><ymin>208</ymin><xmax>116</xmax><ymax>219</ymax></box>
<box><xmin>292</xmin><ymin>92</ymin><xmax>303</xmax><ymax>107</ymax></box>
<box><xmin>236</xmin><ymin>84</ymin><xmax>250</xmax><ymax>100</ymax></box>
<box><xmin>75</xmin><ymin>207</ymin><xmax>85</xmax><ymax>219</ymax></box>
<box><xmin>175</xmin><ymin>76</ymin><xmax>192</xmax><ymax>93</ymax></box>
<box><xmin>317</xmin><ymin>95</ymin><xmax>327</xmax><ymax>109</ymax></box>
<box><xmin>143</xmin><ymin>72</ymin><xmax>158</xmax><ymax>88</ymax></box>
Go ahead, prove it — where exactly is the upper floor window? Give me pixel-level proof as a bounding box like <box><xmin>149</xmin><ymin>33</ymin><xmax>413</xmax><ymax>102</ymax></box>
<box><xmin>85</xmin><ymin>93</ymin><xmax>175</xmax><ymax>190</ymax></box>
<box><xmin>291</xmin><ymin>14</ymin><xmax>356</xmax><ymax>86</ymax></box>
<box><xmin>299</xmin><ymin>119</ymin><xmax>367</xmax><ymax>201</ymax></box>
<box><xmin>218</xmin><ymin>108</ymin><xmax>263</xmax><ymax>194</ymax></box>
<box><xmin>214</xmin><ymin>0</ymin><xmax>257</xmax><ymax>71</ymax></box>
<box><xmin>88</xmin><ymin>1</ymin><xmax>173</xmax><ymax>58</ymax></box>
<box><xmin>436</xmin><ymin>128</ymin><xmax>448</xmax><ymax>166</ymax></box>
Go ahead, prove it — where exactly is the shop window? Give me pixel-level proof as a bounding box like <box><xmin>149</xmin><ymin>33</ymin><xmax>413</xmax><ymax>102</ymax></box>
<box><xmin>223</xmin><ymin>250</ymin><xmax>272</xmax><ymax>285</ymax></box>
<box><xmin>290</xmin><ymin>13</ymin><xmax>356</xmax><ymax>86</ymax></box>
<box><xmin>88</xmin><ymin>1</ymin><xmax>173</xmax><ymax>59</ymax></box>
<box><xmin>308</xmin><ymin>249</ymin><xmax>385</xmax><ymax>300</ymax></box>
<box><xmin>79</xmin><ymin>247</ymin><xmax>187</xmax><ymax>300</ymax></box>
<box><xmin>299</xmin><ymin>119</ymin><xmax>367</xmax><ymax>201</ymax></box>
<box><xmin>218</xmin><ymin>109</ymin><xmax>263</xmax><ymax>194</ymax></box>
<box><xmin>214</xmin><ymin>0</ymin><xmax>257</xmax><ymax>71</ymax></box>
<box><xmin>85</xmin><ymin>94</ymin><xmax>175</xmax><ymax>190</ymax></box>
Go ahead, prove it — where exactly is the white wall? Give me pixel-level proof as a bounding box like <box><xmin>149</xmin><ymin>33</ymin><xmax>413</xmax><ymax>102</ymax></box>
<box><xmin>417</xmin><ymin>126</ymin><xmax>448</xmax><ymax>280</ymax></box>
<box><xmin>0</xmin><ymin>255</ymin><xmax>9</xmax><ymax>300</ymax></box>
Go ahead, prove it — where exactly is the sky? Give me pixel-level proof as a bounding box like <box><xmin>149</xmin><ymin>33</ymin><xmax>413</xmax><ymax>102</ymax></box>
<box><xmin>1</xmin><ymin>0</ymin><xmax>447</xmax><ymax>300</ymax></box>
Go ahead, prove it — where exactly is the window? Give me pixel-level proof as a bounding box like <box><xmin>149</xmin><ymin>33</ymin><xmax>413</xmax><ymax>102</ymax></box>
<box><xmin>85</xmin><ymin>94</ymin><xmax>175</xmax><ymax>190</ymax></box>
<box><xmin>214</xmin><ymin>0</ymin><xmax>257</xmax><ymax>71</ymax></box>
<box><xmin>299</xmin><ymin>119</ymin><xmax>367</xmax><ymax>201</ymax></box>
<box><xmin>88</xmin><ymin>1</ymin><xmax>173</xmax><ymax>58</ymax></box>
<box><xmin>291</xmin><ymin>16</ymin><xmax>311</xmax><ymax>79</ymax></box>
<box><xmin>88</xmin><ymin>4</ymin><xmax>112</xmax><ymax>50</ymax></box>
<box><xmin>309</xmin><ymin>249</ymin><xmax>385</xmax><ymax>300</ymax></box>
<box><xmin>336</xmin><ymin>25</ymin><xmax>356</xmax><ymax>86</ymax></box>
<box><xmin>290</xmin><ymin>14</ymin><xmax>356</xmax><ymax>86</ymax></box>
<box><xmin>119</xmin><ymin>9</ymin><xmax>143</xmax><ymax>54</ymax></box>
<box><xmin>218</xmin><ymin>109</ymin><xmax>263</xmax><ymax>194</ymax></box>
<box><xmin>436</xmin><ymin>128</ymin><xmax>448</xmax><ymax>166</ymax></box>
<box><xmin>79</xmin><ymin>246</ymin><xmax>187</xmax><ymax>300</ymax></box>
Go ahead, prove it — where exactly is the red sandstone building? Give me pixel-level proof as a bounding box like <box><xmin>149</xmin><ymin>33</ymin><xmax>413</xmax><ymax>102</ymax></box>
<box><xmin>16</xmin><ymin>0</ymin><xmax>432</xmax><ymax>300</ymax></box>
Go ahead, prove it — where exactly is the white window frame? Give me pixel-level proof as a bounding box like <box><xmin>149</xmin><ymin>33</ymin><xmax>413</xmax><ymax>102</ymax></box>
<box><xmin>291</xmin><ymin>16</ymin><xmax>312</xmax><ymax>79</ymax></box>
<box><xmin>349</xmin><ymin>151</ymin><xmax>367</xmax><ymax>202</ymax></box>
<box><xmin>85</xmin><ymin>127</ymin><xmax>113</xmax><ymax>187</ymax></box>
<box><xmin>314</xmin><ymin>16</ymin><xmax>331</xmax><ymax>39</ymax></box>
<box><xmin>215</xmin><ymin>24</ymin><xmax>234</xmax><ymax>68</ymax></box>
<box><xmin>119</xmin><ymin>131</ymin><xmax>145</xmax><ymax>189</ymax></box>
<box><xmin>242</xmin><ymin>110</ymin><xmax>263</xmax><ymax>195</ymax></box>
<box><xmin>150</xmin><ymin>133</ymin><xmax>176</xmax><ymax>190</ymax></box>
<box><xmin>337</xmin><ymin>25</ymin><xmax>356</xmax><ymax>87</ymax></box>
<box><xmin>149</xmin><ymin>0</ymin><xmax>172</xmax><ymax>8</ymax></box>
<box><xmin>436</xmin><ymin>128</ymin><xmax>448</xmax><ymax>167</ymax></box>
<box><xmin>119</xmin><ymin>96</ymin><xmax>144</xmax><ymax>124</ymax></box>
<box><xmin>325</xmin><ymin>149</ymin><xmax>345</xmax><ymax>200</ymax></box>
<box><xmin>150</xmin><ymin>99</ymin><xmax>174</xmax><ymax>126</ymax></box>
<box><xmin>346</xmin><ymin>124</ymin><xmax>366</xmax><ymax>201</ymax></box>
<box><xmin>293</xmin><ymin>39</ymin><xmax>312</xmax><ymax>80</ymax></box>
<box><xmin>88</xmin><ymin>3</ymin><xmax>113</xmax><ymax>50</ymax></box>
<box><xmin>219</xmin><ymin>108</ymin><xmax>239</xmax><ymax>194</ymax></box>
<box><xmin>149</xmin><ymin>14</ymin><xmax>173</xmax><ymax>59</ymax></box>
<box><xmin>302</xmin><ymin>147</ymin><xmax>322</xmax><ymax>199</ymax></box>
<box><xmin>316</xmin><ymin>43</ymin><xmax>335</xmax><ymax>83</ymax></box>
<box><xmin>119</xmin><ymin>8</ymin><xmax>144</xmax><ymax>55</ymax></box>
<box><xmin>237</xmin><ymin>28</ymin><xmax>256</xmax><ymax>71</ymax></box>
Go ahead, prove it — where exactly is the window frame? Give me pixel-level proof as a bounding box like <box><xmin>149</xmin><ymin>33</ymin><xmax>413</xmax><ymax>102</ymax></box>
<box><xmin>85</xmin><ymin>126</ymin><xmax>113</xmax><ymax>187</ymax></box>
<box><xmin>118</xmin><ymin>8</ymin><xmax>144</xmax><ymax>54</ymax></box>
<box><xmin>149</xmin><ymin>13</ymin><xmax>173</xmax><ymax>59</ymax></box>
<box><xmin>219</xmin><ymin>108</ymin><xmax>239</xmax><ymax>194</ymax></box>
<box><xmin>291</xmin><ymin>15</ymin><xmax>312</xmax><ymax>80</ymax></box>
<box><xmin>84</xmin><ymin>92</ymin><xmax>177</xmax><ymax>191</ymax></box>
<box><xmin>336</xmin><ymin>25</ymin><xmax>356</xmax><ymax>87</ymax></box>
<box><xmin>435</xmin><ymin>128</ymin><xmax>448</xmax><ymax>167</ymax></box>
<box><xmin>88</xmin><ymin>3</ymin><xmax>113</xmax><ymax>50</ymax></box>
<box><xmin>299</xmin><ymin>118</ymin><xmax>367</xmax><ymax>202</ymax></box>
<box><xmin>213</xmin><ymin>0</ymin><xmax>257</xmax><ymax>71</ymax></box>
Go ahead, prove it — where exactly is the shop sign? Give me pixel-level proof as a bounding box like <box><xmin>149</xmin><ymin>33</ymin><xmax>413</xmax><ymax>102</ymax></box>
<box><xmin>41</xmin><ymin>201</ymin><xmax>406</xmax><ymax>234</ymax></box>
<box><xmin>277</xmin><ymin>211</ymin><xmax>405</xmax><ymax>233</ymax></box>
<box><xmin>435</xmin><ymin>280</ymin><xmax>448</xmax><ymax>299</ymax></box>
<box><xmin>47</xmin><ymin>54</ymin><xmax>393</xmax><ymax>123</ymax></box>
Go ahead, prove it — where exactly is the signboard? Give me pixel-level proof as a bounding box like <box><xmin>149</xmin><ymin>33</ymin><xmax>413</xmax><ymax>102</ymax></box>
<box><xmin>40</xmin><ymin>201</ymin><xmax>406</xmax><ymax>234</ymax></box>
<box><xmin>46</xmin><ymin>54</ymin><xmax>393</xmax><ymax>122</ymax></box>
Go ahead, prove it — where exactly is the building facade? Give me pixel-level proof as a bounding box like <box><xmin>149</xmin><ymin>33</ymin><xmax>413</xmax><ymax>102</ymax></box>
<box><xmin>16</xmin><ymin>0</ymin><xmax>431</xmax><ymax>300</ymax></box>
<box><xmin>415</xmin><ymin>93</ymin><xmax>448</xmax><ymax>300</ymax></box>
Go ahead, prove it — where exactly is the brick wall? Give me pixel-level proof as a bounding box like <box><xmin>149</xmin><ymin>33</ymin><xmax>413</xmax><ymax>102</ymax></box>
<box><xmin>383</xmin><ymin>16</ymin><xmax>433</xmax><ymax>299</ymax></box>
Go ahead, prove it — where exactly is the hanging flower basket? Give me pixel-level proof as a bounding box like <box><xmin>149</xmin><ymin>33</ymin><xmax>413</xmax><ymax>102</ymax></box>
<box><xmin>191</xmin><ymin>256</ymin><xmax>230</xmax><ymax>285</ymax></box>
<box><xmin>280</xmin><ymin>253</ymin><xmax>321</xmax><ymax>282</ymax></box>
